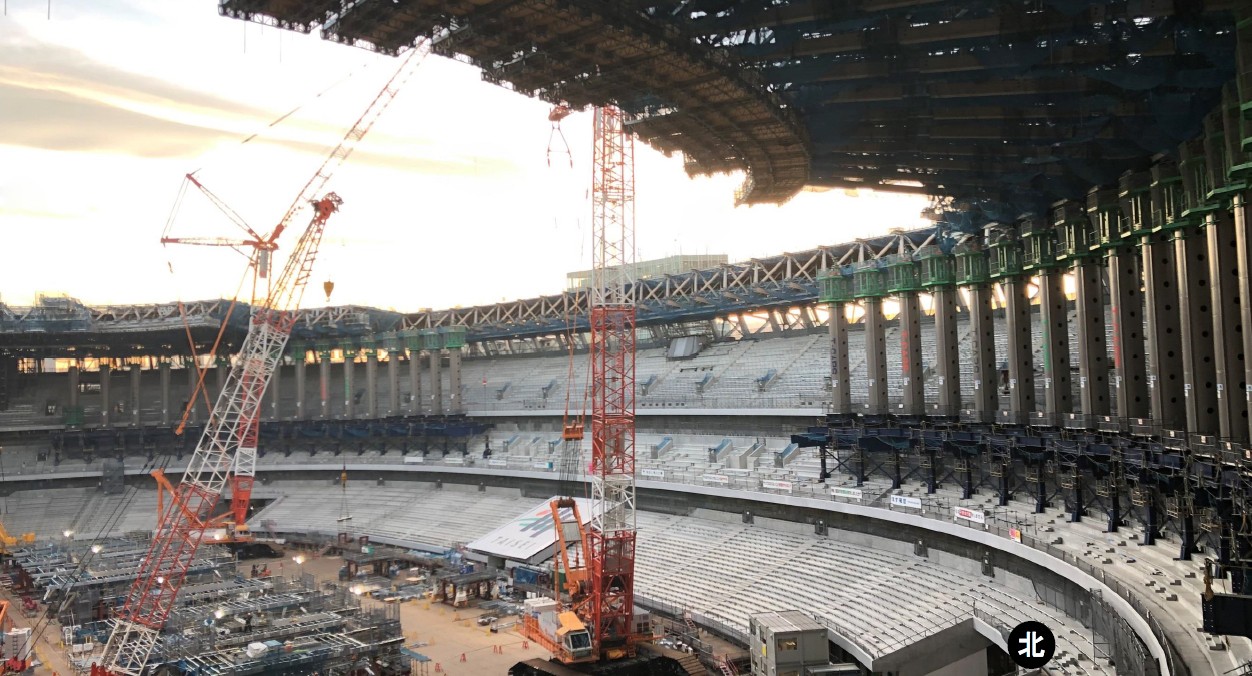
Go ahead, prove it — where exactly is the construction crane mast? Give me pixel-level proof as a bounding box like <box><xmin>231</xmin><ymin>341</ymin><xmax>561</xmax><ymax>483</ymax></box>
<box><xmin>586</xmin><ymin>105</ymin><xmax>639</xmax><ymax>661</ymax></box>
<box><xmin>91</xmin><ymin>41</ymin><xmax>429</xmax><ymax>676</ymax></box>
<box><xmin>520</xmin><ymin>106</ymin><xmax>641</xmax><ymax>669</ymax></box>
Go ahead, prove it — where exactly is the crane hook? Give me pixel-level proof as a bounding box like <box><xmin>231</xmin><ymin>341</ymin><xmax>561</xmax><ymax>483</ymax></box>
<box><xmin>547</xmin><ymin>102</ymin><xmax>574</xmax><ymax>169</ymax></box>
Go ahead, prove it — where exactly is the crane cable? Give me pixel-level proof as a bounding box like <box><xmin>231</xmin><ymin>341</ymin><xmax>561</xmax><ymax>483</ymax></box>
<box><xmin>576</xmin><ymin>315</ymin><xmax>592</xmax><ymax>495</ymax></box>
<box><xmin>160</xmin><ymin>176</ymin><xmax>190</xmax><ymax>241</ymax></box>
<box><xmin>161</xmin><ymin>56</ymin><xmax>376</xmax><ymax>247</ymax></box>
<box><xmin>339</xmin><ymin>463</ymin><xmax>352</xmax><ymax>524</ymax></box>
<box><xmin>559</xmin><ymin>300</ymin><xmax>592</xmax><ymax>498</ymax></box>
<box><xmin>235</xmin><ymin>62</ymin><xmax>374</xmax><ymax>150</ymax></box>
<box><xmin>546</xmin><ymin>101</ymin><xmax>574</xmax><ymax>169</ymax></box>
<box><xmin>561</xmin><ymin>313</ymin><xmax>578</xmax><ymax>430</ymax></box>
<box><xmin>182</xmin><ymin>60</ymin><xmax>377</xmax><ymax>182</ymax></box>
<box><xmin>171</xmin><ymin>266</ymin><xmax>250</xmax><ymax>435</ymax></box>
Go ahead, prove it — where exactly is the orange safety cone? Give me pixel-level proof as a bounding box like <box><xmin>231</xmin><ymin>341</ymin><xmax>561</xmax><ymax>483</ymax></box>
<box><xmin>434</xmin><ymin>664</ymin><xmax>441</xmax><ymax>673</ymax></box>
<box><xmin>522</xmin><ymin>641</ymin><xmax>529</xmax><ymax>650</ymax></box>
<box><xmin>459</xmin><ymin>653</ymin><xmax>467</xmax><ymax>662</ymax></box>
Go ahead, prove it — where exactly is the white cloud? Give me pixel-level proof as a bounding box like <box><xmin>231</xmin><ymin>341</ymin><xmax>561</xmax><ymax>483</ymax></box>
<box><xmin>0</xmin><ymin>0</ymin><xmax>931</xmax><ymax>314</ymax></box>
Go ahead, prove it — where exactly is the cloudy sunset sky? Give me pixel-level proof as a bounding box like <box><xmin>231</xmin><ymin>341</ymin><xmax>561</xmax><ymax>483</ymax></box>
<box><xmin>0</xmin><ymin>0</ymin><xmax>930</xmax><ymax>312</ymax></box>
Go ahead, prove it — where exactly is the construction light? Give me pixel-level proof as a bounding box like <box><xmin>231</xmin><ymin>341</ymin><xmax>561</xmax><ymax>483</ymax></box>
<box><xmin>62</xmin><ymin>529</ymin><xmax>74</xmax><ymax>538</ymax></box>
<box><xmin>91</xmin><ymin>545</ymin><xmax>103</xmax><ymax>554</ymax></box>
<box><xmin>293</xmin><ymin>555</ymin><xmax>306</xmax><ymax>566</ymax></box>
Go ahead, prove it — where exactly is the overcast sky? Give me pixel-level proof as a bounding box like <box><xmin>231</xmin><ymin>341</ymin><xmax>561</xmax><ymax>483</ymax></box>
<box><xmin>0</xmin><ymin>0</ymin><xmax>930</xmax><ymax>312</ymax></box>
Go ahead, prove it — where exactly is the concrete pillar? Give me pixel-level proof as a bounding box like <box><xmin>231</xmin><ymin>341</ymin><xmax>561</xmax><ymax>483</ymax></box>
<box><xmin>68</xmin><ymin>364</ymin><xmax>80</xmax><ymax>409</ymax></box>
<box><xmin>186</xmin><ymin>360</ymin><xmax>199</xmax><ymax>424</ymax></box>
<box><xmin>1003</xmin><ymin>277</ymin><xmax>1035</xmax><ymax>422</ymax></box>
<box><xmin>448</xmin><ymin>349</ymin><xmax>463</xmax><ymax>415</ymax></box>
<box><xmin>388</xmin><ymin>350</ymin><xmax>401</xmax><ymax>416</ymax></box>
<box><xmin>100</xmin><ymin>363</ymin><xmax>111</xmax><ymax>426</ymax></box>
<box><xmin>862</xmin><ymin>298</ymin><xmax>887</xmax><ymax>415</ymax></box>
<box><xmin>1037</xmin><ymin>271</ymin><xmax>1071</xmax><ymax>422</ymax></box>
<box><xmin>931</xmin><ymin>286</ymin><xmax>961</xmax><ymax>416</ymax></box>
<box><xmin>343</xmin><ymin>352</ymin><xmax>356</xmax><ymax>419</ymax></box>
<box><xmin>1107</xmin><ymin>248</ymin><xmax>1148</xmax><ymax>422</ymax></box>
<box><xmin>1143</xmin><ymin>233</ymin><xmax>1184</xmax><ymax>431</ymax></box>
<box><xmin>365</xmin><ymin>350</ymin><xmax>379</xmax><ymax>418</ymax></box>
<box><xmin>1236</xmin><ymin>193</ymin><xmax>1252</xmax><ymax>434</ymax></box>
<box><xmin>1206</xmin><ymin>211</ymin><xmax>1248</xmax><ymax>441</ymax></box>
<box><xmin>966</xmin><ymin>285</ymin><xmax>997</xmax><ymax>421</ymax></box>
<box><xmin>268</xmin><ymin>360</ymin><xmax>282</xmax><ymax>421</ymax></box>
<box><xmin>159</xmin><ymin>361</ymin><xmax>171</xmax><ymax>426</ymax></box>
<box><xmin>429</xmin><ymin>351</ymin><xmax>443</xmax><ymax>415</ymax></box>
<box><xmin>294</xmin><ymin>358</ymin><xmax>307</xmax><ymax>420</ymax></box>
<box><xmin>130</xmin><ymin>364</ymin><xmax>141</xmax><ymax>426</ymax></box>
<box><xmin>409</xmin><ymin>351</ymin><xmax>423</xmax><ymax>415</ymax></box>
<box><xmin>319</xmin><ymin>353</ymin><xmax>332</xmax><ymax>419</ymax></box>
<box><xmin>1074</xmin><ymin>261</ymin><xmax>1109</xmax><ymax>417</ymax></box>
<box><xmin>215</xmin><ymin>358</ymin><xmax>229</xmax><ymax>405</ymax></box>
<box><xmin>1176</xmin><ymin>227</ymin><xmax>1219</xmax><ymax>435</ymax></box>
<box><xmin>898</xmin><ymin>292</ymin><xmax>924</xmax><ymax>416</ymax></box>
<box><xmin>828</xmin><ymin>303</ymin><xmax>852</xmax><ymax>415</ymax></box>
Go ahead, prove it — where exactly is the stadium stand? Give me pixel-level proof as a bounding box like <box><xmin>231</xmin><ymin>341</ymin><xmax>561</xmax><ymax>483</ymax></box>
<box><xmin>0</xmin><ymin>480</ymin><xmax>1116</xmax><ymax>674</ymax></box>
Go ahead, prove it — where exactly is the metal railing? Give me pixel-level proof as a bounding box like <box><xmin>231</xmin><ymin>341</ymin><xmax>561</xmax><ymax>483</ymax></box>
<box><xmin>4</xmin><ymin>450</ymin><xmax>1190</xmax><ymax>674</ymax></box>
<box><xmin>467</xmin><ymin>394</ymin><xmax>831</xmax><ymax>412</ymax></box>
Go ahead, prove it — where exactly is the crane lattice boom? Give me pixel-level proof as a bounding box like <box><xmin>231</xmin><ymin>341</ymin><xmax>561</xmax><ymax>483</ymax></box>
<box><xmin>587</xmin><ymin>105</ymin><xmax>639</xmax><ymax>660</ymax></box>
<box><xmin>265</xmin><ymin>41</ymin><xmax>428</xmax><ymax>264</ymax></box>
<box><xmin>92</xmin><ymin>40</ymin><xmax>430</xmax><ymax>676</ymax></box>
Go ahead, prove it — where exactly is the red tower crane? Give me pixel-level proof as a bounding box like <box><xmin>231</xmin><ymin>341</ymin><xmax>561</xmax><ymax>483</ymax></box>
<box><xmin>521</xmin><ymin>106</ymin><xmax>642</xmax><ymax>666</ymax></box>
<box><xmin>90</xmin><ymin>40</ymin><xmax>430</xmax><ymax>676</ymax></box>
<box><xmin>586</xmin><ymin>105</ymin><xmax>640</xmax><ymax>661</ymax></box>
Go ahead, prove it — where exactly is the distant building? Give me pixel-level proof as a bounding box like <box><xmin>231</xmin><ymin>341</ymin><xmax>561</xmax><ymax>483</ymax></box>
<box><xmin>566</xmin><ymin>254</ymin><xmax>728</xmax><ymax>291</ymax></box>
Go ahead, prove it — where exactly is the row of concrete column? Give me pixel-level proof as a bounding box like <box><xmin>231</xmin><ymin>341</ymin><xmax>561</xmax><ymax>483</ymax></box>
<box><xmin>68</xmin><ymin>349</ymin><xmax>464</xmax><ymax>426</ymax></box>
<box><xmin>66</xmin><ymin>363</ymin><xmax>143</xmax><ymax>427</ymax></box>
<box><xmin>828</xmin><ymin>185</ymin><xmax>1252</xmax><ymax>444</ymax></box>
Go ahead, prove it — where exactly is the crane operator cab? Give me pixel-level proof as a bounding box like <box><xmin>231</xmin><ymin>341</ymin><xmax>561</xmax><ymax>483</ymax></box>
<box><xmin>556</xmin><ymin>612</ymin><xmax>594</xmax><ymax>660</ymax></box>
<box><xmin>524</xmin><ymin>598</ymin><xmax>599</xmax><ymax>664</ymax></box>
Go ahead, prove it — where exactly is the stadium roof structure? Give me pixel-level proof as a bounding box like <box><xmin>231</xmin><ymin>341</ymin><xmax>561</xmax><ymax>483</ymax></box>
<box><xmin>0</xmin><ymin>227</ymin><xmax>935</xmax><ymax>356</ymax></box>
<box><xmin>217</xmin><ymin>0</ymin><xmax>1241</xmax><ymax>214</ymax></box>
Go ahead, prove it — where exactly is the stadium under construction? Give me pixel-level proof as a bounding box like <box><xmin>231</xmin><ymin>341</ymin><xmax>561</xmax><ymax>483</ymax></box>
<box><xmin>5</xmin><ymin>1</ymin><xmax>1252</xmax><ymax>675</ymax></box>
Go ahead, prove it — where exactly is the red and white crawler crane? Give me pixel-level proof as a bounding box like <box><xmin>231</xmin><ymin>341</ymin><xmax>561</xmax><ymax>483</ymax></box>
<box><xmin>524</xmin><ymin>105</ymin><xmax>645</xmax><ymax>666</ymax></box>
<box><xmin>585</xmin><ymin>105</ymin><xmax>642</xmax><ymax>661</ymax></box>
<box><xmin>90</xmin><ymin>40</ymin><xmax>430</xmax><ymax>676</ymax></box>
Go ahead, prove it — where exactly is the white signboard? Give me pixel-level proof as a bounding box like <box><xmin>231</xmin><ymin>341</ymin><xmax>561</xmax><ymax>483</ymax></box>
<box><xmin>403</xmin><ymin>455</ymin><xmax>425</xmax><ymax>464</ymax></box>
<box><xmin>953</xmin><ymin>506</ymin><xmax>986</xmax><ymax>524</ymax></box>
<box><xmin>445</xmin><ymin>457</ymin><xmax>465</xmax><ymax>465</ymax></box>
<box><xmin>762</xmin><ymin>480</ymin><xmax>793</xmax><ymax>492</ymax></box>
<box><xmin>466</xmin><ymin>496</ymin><xmax>595</xmax><ymax>563</ymax></box>
<box><xmin>890</xmin><ymin>495</ymin><xmax>922</xmax><ymax>509</ymax></box>
<box><xmin>640</xmin><ymin>469</ymin><xmax>665</xmax><ymax>479</ymax></box>
<box><xmin>831</xmin><ymin>487</ymin><xmax>863</xmax><ymax>501</ymax></box>
<box><xmin>533</xmin><ymin>462</ymin><xmax>553</xmax><ymax>470</ymax></box>
<box><xmin>488</xmin><ymin>459</ymin><xmax>509</xmax><ymax>467</ymax></box>
<box><xmin>702</xmin><ymin>474</ymin><xmax>730</xmax><ymax>485</ymax></box>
